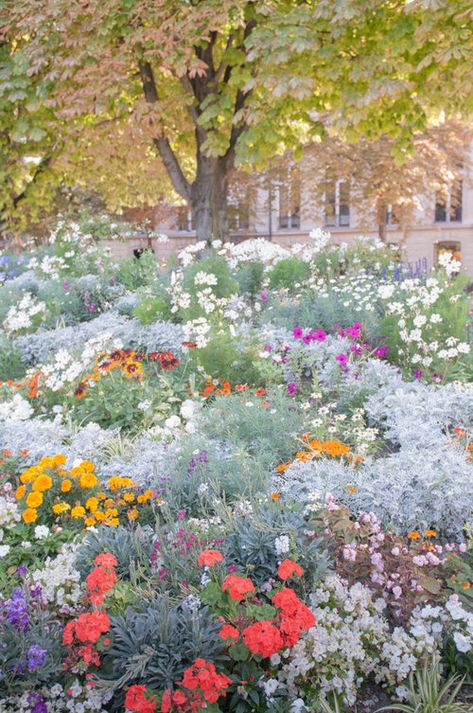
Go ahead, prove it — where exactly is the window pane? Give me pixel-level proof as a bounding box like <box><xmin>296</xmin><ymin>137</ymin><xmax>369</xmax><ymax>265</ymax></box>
<box><xmin>338</xmin><ymin>181</ymin><xmax>350</xmax><ymax>227</ymax></box>
<box><xmin>324</xmin><ymin>182</ymin><xmax>336</xmax><ymax>226</ymax></box>
<box><xmin>434</xmin><ymin>189</ymin><xmax>447</xmax><ymax>222</ymax></box>
<box><xmin>450</xmin><ymin>180</ymin><xmax>462</xmax><ymax>222</ymax></box>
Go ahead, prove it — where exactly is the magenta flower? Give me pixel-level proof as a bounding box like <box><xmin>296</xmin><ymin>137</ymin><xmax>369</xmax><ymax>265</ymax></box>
<box><xmin>292</xmin><ymin>326</ymin><xmax>303</xmax><ymax>339</ymax></box>
<box><xmin>287</xmin><ymin>383</ymin><xmax>298</xmax><ymax>396</ymax></box>
<box><xmin>336</xmin><ymin>353</ymin><xmax>348</xmax><ymax>365</ymax></box>
<box><xmin>310</xmin><ymin>329</ymin><xmax>326</xmax><ymax>342</ymax></box>
<box><xmin>261</xmin><ymin>291</ymin><xmax>268</xmax><ymax>302</ymax></box>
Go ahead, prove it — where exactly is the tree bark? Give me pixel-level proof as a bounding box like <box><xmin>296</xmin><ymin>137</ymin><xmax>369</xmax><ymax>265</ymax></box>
<box><xmin>191</xmin><ymin>155</ymin><xmax>229</xmax><ymax>242</ymax></box>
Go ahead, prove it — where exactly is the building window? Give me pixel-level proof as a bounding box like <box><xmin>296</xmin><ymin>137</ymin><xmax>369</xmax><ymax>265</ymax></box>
<box><xmin>176</xmin><ymin>207</ymin><xmax>195</xmax><ymax>232</ymax></box>
<box><xmin>324</xmin><ymin>179</ymin><xmax>350</xmax><ymax>228</ymax></box>
<box><xmin>434</xmin><ymin>180</ymin><xmax>462</xmax><ymax>223</ymax></box>
<box><xmin>228</xmin><ymin>201</ymin><xmax>250</xmax><ymax>231</ymax></box>
<box><xmin>278</xmin><ymin>165</ymin><xmax>301</xmax><ymax>229</ymax></box>
<box><xmin>434</xmin><ymin>241</ymin><xmax>461</xmax><ymax>269</ymax></box>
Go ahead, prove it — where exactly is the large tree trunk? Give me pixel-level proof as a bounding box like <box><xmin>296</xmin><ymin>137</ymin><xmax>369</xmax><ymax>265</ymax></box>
<box><xmin>191</xmin><ymin>155</ymin><xmax>229</xmax><ymax>243</ymax></box>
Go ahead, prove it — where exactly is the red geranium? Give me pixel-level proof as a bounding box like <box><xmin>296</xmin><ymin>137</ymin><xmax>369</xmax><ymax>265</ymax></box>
<box><xmin>94</xmin><ymin>553</ymin><xmax>118</xmax><ymax>568</ymax></box>
<box><xmin>222</xmin><ymin>574</ymin><xmax>255</xmax><ymax>602</ymax></box>
<box><xmin>197</xmin><ymin>549</ymin><xmax>223</xmax><ymax>567</ymax></box>
<box><xmin>125</xmin><ymin>684</ymin><xmax>157</xmax><ymax>713</ymax></box>
<box><xmin>243</xmin><ymin>620</ymin><xmax>283</xmax><ymax>658</ymax></box>
<box><xmin>277</xmin><ymin>559</ymin><xmax>303</xmax><ymax>581</ymax></box>
<box><xmin>219</xmin><ymin>624</ymin><xmax>240</xmax><ymax>643</ymax></box>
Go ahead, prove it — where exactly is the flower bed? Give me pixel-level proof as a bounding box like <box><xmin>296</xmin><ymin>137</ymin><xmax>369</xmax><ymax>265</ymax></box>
<box><xmin>0</xmin><ymin>225</ymin><xmax>472</xmax><ymax>712</ymax></box>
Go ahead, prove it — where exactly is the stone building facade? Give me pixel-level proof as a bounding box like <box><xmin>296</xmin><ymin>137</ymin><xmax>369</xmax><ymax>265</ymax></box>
<box><xmin>105</xmin><ymin>168</ymin><xmax>473</xmax><ymax>276</ymax></box>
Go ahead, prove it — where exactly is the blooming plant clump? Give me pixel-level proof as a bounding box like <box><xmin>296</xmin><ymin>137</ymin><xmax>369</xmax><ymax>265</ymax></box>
<box><xmin>0</xmin><ymin>226</ymin><xmax>472</xmax><ymax>712</ymax></box>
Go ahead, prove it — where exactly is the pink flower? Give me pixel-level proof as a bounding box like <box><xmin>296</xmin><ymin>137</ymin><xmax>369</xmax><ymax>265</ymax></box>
<box><xmin>292</xmin><ymin>327</ymin><xmax>303</xmax><ymax>339</ymax></box>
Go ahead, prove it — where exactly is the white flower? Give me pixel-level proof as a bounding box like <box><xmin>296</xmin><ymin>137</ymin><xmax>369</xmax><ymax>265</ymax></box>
<box><xmin>453</xmin><ymin>631</ymin><xmax>472</xmax><ymax>653</ymax></box>
<box><xmin>34</xmin><ymin>525</ymin><xmax>50</xmax><ymax>540</ymax></box>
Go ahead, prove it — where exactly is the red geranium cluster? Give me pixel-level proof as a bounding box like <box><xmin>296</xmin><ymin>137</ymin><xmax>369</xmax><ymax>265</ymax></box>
<box><xmin>197</xmin><ymin>549</ymin><xmax>223</xmax><ymax>567</ymax></box>
<box><xmin>272</xmin><ymin>587</ymin><xmax>316</xmax><ymax>646</ymax></box>
<box><xmin>63</xmin><ymin>610</ymin><xmax>110</xmax><ymax>667</ymax></box>
<box><xmin>218</xmin><ymin>560</ymin><xmax>315</xmax><ymax>659</ymax></box>
<box><xmin>125</xmin><ymin>685</ymin><xmax>158</xmax><ymax>713</ymax></box>
<box><xmin>161</xmin><ymin>659</ymin><xmax>231</xmax><ymax>713</ymax></box>
<box><xmin>86</xmin><ymin>553</ymin><xmax>118</xmax><ymax>605</ymax></box>
<box><xmin>221</xmin><ymin>574</ymin><xmax>255</xmax><ymax>602</ymax></box>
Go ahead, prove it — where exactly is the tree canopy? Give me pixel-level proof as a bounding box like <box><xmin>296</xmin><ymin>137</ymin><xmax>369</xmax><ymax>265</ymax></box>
<box><xmin>1</xmin><ymin>0</ymin><xmax>472</xmax><ymax>237</ymax></box>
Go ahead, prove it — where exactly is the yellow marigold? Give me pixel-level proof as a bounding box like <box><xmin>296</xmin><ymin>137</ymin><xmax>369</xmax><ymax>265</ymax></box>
<box><xmin>52</xmin><ymin>502</ymin><xmax>70</xmax><ymax>515</ymax></box>
<box><xmin>56</xmin><ymin>468</ymin><xmax>68</xmax><ymax>478</ymax></box>
<box><xmin>38</xmin><ymin>457</ymin><xmax>55</xmax><ymax>470</ymax></box>
<box><xmin>97</xmin><ymin>491</ymin><xmax>106</xmax><ymax>500</ymax></box>
<box><xmin>20</xmin><ymin>470</ymin><xmax>35</xmax><ymax>485</ymax></box>
<box><xmin>61</xmin><ymin>479</ymin><xmax>72</xmax><ymax>493</ymax></box>
<box><xmin>105</xmin><ymin>508</ymin><xmax>118</xmax><ymax>519</ymax></box>
<box><xmin>52</xmin><ymin>454</ymin><xmax>67</xmax><ymax>466</ymax></box>
<box><xmin>123</xmin><ymin>492</ymin><xmax>135</xmax><ymax>503</ymax></box>
<box><xmin>84</xmin><ymin>517</ymin><xmax>96</xmax><ymax>527</ymax></box>
<box><xmin>128</xmin><ymin>508</ymin><xmax>138</xmax><ymax>520</ymax></box>
<box><xmin>346</xmin><ymin>486</ymin><xmax>358</xmax><ymax>494</ymax></box>
<box><xmin>32</xmin><ymin>474</ymin><xmax>53</xmax><ymax>492</ymax></box>
<box><xmin>79</xmin><ymin>472</ymin><xmax>98</xmax><ymax>488</ymax></box>
<box><xmin>424</xmin><ymin>530</ymin><xmax>437</xmax><ymax>538</ymax></box>
<box><xmin>70</xmin><ymin>466</ymin><xmax>84</xmax><ymax>478</ymax></box>
<box><xmin>22</xmin><ymin>508</ymin><xmax>38</xmax><ymax>523</ymax></box>
<box><xmin>80</xmin><ymin>460</ymin><xmax>95</xmax><ymax>471</ymax></box>
<box><xmin>138</xmin><ymin>490</ymin><xmax>152</xmax><ymax>504</ymax></box>
<box><xmin>86</xmin><ymin>497</ymin><xmax>99</xmax><ymax>512</ymax></box>
<box><xmin>407</xmin><ymin>531</ymin><xmax>421</xmax><ymax>540</ymax></box>
<box><xmin>94</xmin><ymin>511</ymin><xmax>106</xmax><ymax>522</ymax></box>
<box><xmin>108</xmin><ymin>518</ymin><xmax>119</xmax><ymax>527</ymax></box>
<box><xmin>104</xmin><ymin>498</ymin><xmax>115</xmax><ymax>509</ymax></box>
<box><xmin>15</xmin><ymin>485</ymin><xmax>26</xmax><ymax>500</ymax></box>
<box><xmin>71</xmin><ymin>506</ymin><xmax>86</xmax><ymax>519</ymax></box>
<box><xmin>26</xmin><ymin>491</ymin><xmax>43</xmax><ymax>508</ymax></box>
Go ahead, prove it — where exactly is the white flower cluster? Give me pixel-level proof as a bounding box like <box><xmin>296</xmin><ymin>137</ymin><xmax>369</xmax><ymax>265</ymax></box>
<box><xmin>445</xmin><ymin>594</ymin><xmax>473</xmax><ymax>654</ymax></box>
<box><xmin>40</xmin><ymin>333</ymin><xmax>123</xmax><ymax>392</ymax></box>
<box><xmin>0</xmin><ymin>495</ymin><xmax>21</xmax><ymax>558</ymax></box>
<box><xmin>277</xmin><ymin>575</ymin><xmax>388</xmax><ymax>706</ymax></box>
<box><xmin>30</xmin><ymin>544</ymin><xmax>83</xmax><ymax>610</ymax></box>
<box><xmin>3</xmin><ymin>292</ymin><xmax>47</xmax><ymax>335</ymax></box>
<box><xmin>0</xmin><ymin>393</ymin><xmax>33</xmax><ymax>422</ymax></box>
<box><xmin>276</xmin><ymin>576</ymin><xmax>451</xmax><ymax>707</ymax></box>
<box><xmin>0</xmin><ymin>680</ymin><xmax>112</xmax><ymax>712</ymax></box>
<box><xmin>28</xmin><ymin>254</ymin><xmax>67</xmax><ymax>280</ymax></box>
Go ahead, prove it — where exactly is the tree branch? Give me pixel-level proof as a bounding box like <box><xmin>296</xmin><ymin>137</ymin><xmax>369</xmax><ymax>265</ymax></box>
<box><xmin>138</xmin><ymin>60</ymin><xmax>192</xmax><ymax>202</ymax></box>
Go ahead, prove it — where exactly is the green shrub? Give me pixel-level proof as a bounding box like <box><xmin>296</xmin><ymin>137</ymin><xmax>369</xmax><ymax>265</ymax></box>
<box><xmin>235</xmin><ymin>260</ymin><xmax>265</xmax><ymax>297</ymax></box>
<box><xmin>268</xmin><ymin>257</ymin><xmax>310</xmax><ymax>290</ymax></box>
<box><xmin>190</xmin><ymin>334</ymin><xmax>263</xmax><ymax>385</ymax></box>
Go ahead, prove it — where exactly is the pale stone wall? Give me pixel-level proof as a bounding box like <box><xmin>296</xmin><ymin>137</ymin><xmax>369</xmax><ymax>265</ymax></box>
<box><xmin>104</xmin><ymin>223</ymin><xmax>473</xmax><ymax>277</ymax></box>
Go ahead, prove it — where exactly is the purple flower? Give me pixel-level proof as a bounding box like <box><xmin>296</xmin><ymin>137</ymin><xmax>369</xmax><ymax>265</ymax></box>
<box><xmin>17</xmin><ymin>566</ymin><xmax>27</xmax><ymax>576</ymax></box>
<box><xmin>264</xmin><ymin>344</ymin><xmax>273</xmax><ymax>352</ymax></box>
<box><xmin>414</xmin><ymin>369</ymin><xmax>423</xmax><ymax>379</ymax></box>
<box><xmin>87</xmin><ymin>303</ymin><xmax>97</xmax><ymax>313</ymax></box>
<box><xmin>177</xmin><ymin>510</ymin><xmax>186</xmax><ymax>521</ymax></box>
<box><xmin>5</xmin><ymin>588</ymin><xmax>29</xmax><ymax>630</ymax></box>
<box><xmin>63</xmin><ymin>279</ymin><xmax>70</xmax><ymax>293</ymax></box>
<box><xmin>28</xmin><ymin>694</ymin><xmax>47</xmax><ymax>713</ymax></box>
<box><xmin>287</xmin><ymin>383</ymin><xmax>298</xmax><ymax>396</ymax></box>
<box><xmin>302</xmin><ymin>334</ymin><xmax>312</xmax><ymax>345</ymax></box>
<box><xmin>292</xmin><ymin>326</ymin><xmax>303</xmax><ymax>339</ymax></box>
<box><xmin>335</xmin><ymin>353</ymin><xmax>348</xmax><ymax>365</ymax></box>
<box><xmin>260</xmin><ymin>290</ymin><xmax>268</xmax><ymax>302</ymax></box>
<box><xmin>27</xmin><ymin>644</ymin><xmax>47</xmax><ymax>671</ymax></box>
